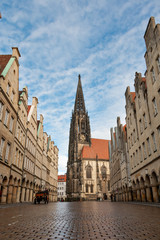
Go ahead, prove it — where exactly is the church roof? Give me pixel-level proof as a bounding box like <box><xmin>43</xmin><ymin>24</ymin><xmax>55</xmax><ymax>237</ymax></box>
<box><xmin>81</xmin><ymin>138</ymin><xmax>110</xmax><ymax>160</ymax></box>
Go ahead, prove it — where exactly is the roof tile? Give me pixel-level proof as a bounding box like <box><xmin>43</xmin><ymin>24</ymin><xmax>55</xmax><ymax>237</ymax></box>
<box><xmin>81</xmin><ymin>138</ymin><xmax>110</xmax><ymax>160</ymax></box>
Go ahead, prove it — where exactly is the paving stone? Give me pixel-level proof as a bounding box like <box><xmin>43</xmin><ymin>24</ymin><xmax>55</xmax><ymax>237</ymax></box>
<box><xmin>0</xmin><ymin>202</ymin><xmax>160</xmax><ymax>240</ymax></box>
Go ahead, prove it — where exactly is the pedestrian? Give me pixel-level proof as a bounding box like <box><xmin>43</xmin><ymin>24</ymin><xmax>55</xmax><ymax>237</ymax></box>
<box><xmin>111</xmin><ymin>194</ymin><xmax>113</xmax><ymax>202</ymax></box>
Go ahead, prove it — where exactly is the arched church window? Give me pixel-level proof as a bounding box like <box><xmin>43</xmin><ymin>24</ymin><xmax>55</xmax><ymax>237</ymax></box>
<box><xmin>81</xmin><ymin>121</ymin><xmax>85</xmax><ymax>134</ymax></box>
<box><xmin>91</xmin><ymin>184</ymin><xmax>94</xmax><ymax>193</ymax></box>
<box><xmin>101</xmin><ymin>166</ymin><xmax>106</xmax><ymax>179</ymax></box>
<box><xmin>86</xmin><ymin>184</ymin><xmax>88</xmax><ymax>193</ymax></box>
<box><xmin>86</xmin><ymin>165</ymin><xmax>92</xmax><ymax>178</ymax></box>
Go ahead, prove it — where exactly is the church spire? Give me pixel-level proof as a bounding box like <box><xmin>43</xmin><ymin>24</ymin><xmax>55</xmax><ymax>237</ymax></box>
<box><xmin>74</xmin><ymin>74</ymin><xmax>86</xmax><ymax>113</ymax></box>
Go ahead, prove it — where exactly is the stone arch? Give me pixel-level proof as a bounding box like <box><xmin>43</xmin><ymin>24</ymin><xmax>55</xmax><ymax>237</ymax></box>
<box><xmin>25</xmin><ymin>180</ymin><xmax>30</xmax><ymax>202</ymax></box>
<box><xmin>12</xmin><ymin>177</ymin><xmax>18</xmax><ymax>203</ymax></box>
<box><xmin>145</xmin><ymin>174</ymin><xmax>154</xmax><ymax>202</ymax></box>
<box><xmin>140</xmin><ymin>176</ymin><xmax>145</xmax><ymax>188</ymax></box>
<box><xmin>132</xmin><ymin>180</ymin><xmax>136</xmax><ymax>188</ymax></box>
<box><xmin>151</xmin><ymin>171</ymin><xmax>158</xmax><ymax>186</ymax></box>
<box><xmin>136</xmin><ymin>179</ymin><xmax>141</xmax><ymax>201</ymax></box>
<box><xmin>151</xmin><ymin>171</ymin><xmax>159</xmax><ymax>202</ymax></box>
<box><xmin>0</xmin><ymin>176</ymin><xmax>8</xmax><ymax>203</ymax></box>
<box><xmin>145</xmin><ymin>174</ymin><xmax>151</xmax><ymax>187</ymax></box>
<box><xmin>21</xmin><ymin>179</ymin><xmax>26</xmax><ymax>202</ymax></box>
<box><xmin>136</xmin><ymin>179</ymin><xmax>140</xmax><ymax>188</ymax></box>
<box><xmin>7</xmin><ymin>175</ymin><xmax>14</xmax><ymax>203</ymax></box>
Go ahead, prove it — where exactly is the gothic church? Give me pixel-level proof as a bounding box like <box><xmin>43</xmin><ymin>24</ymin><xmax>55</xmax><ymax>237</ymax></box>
<box><xmin>66</xmin><ymin>75</ymin><xmax>110</xmax><ymax>200</ymax></box>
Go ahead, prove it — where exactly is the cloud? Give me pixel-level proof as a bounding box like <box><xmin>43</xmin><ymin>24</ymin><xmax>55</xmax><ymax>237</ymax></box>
<box><xmin>1</xmin><ymin>0</ymin><xmax>160</xmax><ymax>174</ymax></box>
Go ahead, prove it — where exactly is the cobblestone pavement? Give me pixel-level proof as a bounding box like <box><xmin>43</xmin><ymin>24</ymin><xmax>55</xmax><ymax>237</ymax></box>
<box><xmin>0</xmin><ymin>201</ymin><xmax>160</xmax><ymax>240</ymax></box>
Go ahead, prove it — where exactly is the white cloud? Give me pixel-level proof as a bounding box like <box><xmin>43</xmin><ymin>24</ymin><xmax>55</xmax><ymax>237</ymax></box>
<box><xmin>1</xmin><ymin>0</ymin><xmax>160</xmax><ymax>174</ymax></box>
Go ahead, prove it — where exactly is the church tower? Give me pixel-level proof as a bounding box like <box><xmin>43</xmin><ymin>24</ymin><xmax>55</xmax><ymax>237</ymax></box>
<box><xmin>66</xmin><ymin>75</ymin><xmax>91</xmax><ymax>199</ymax></box>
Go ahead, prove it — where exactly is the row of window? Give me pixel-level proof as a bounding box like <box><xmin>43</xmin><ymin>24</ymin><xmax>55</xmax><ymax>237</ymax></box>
<box><xmin>0</xmin><ymin>101</ymin><xmax>14</xmax><ymax>132</ymax></box>
<box><xmin>6</xmin><ymin>81</ymin><xmax>15</xmax><ymax>103</ymax></box>
<box><xmin>58</xmin><ymin>182</ymin><xmax>65</xmax><ymax>185</ymax></box>
<box><xmin>35</xmin><ymin>165</ymin><xmax>41</xmax><ymax>178</ymax></box>
<box><xmin>131</xmin><ymin>131</ymin><xmax>159</xmax><ymax>169</ymax></box>
<box><xmin>86</xmin><ymin>184</ymin><xmax>94</xmax><ymax>193</ymax></box>
<box><xmin>16</xmin><ymin>125</ymin><xmax>25</xmax><ymax>145</ymax></box>
<box><xmin>129</xmin><ymin>99</ymin><xmax>158</xmax><ymax>149</ymax></box>
<box><xmin>150</xmin><ymin>56</ymin><xmax>160</xmax><ymax>84</ymax></box>
<box><xmin>14</xmin><ymin>148</ymin><xmax>23</xmax><ymax>169</ymax></box>
<box><xmin>86</xmin><ymin>165</ymin><xmax>107</xmax><ymax>179</ymax></box>
<box><xmin>58</xmin><ymin>192</ymin><xmax>64</xmax><ymax>195</ymax></box>
<box><xmin>58</xmin><ymin>187</ymin><xmax>64</xmax><ymax>190</ymax></box>
<box><xmin>24</xmin><ymin>156</ymin><xmax>34</xmax><ymax>174</ymax></box>
<box><xmin>26</xmin><ymin>137</ymin><xmax>36</xmax><ymax>156</ymax></box>
<box><xmin>0</xmin><ymin>138</ymin><xmax>11</xmax><ymax>163</ymax></box>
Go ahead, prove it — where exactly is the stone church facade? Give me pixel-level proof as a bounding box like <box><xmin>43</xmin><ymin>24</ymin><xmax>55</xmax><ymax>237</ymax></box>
<box><xmin>66</xmin><ymin>75</ymin><xmax>110</xmax><ymax>200</ymax></box>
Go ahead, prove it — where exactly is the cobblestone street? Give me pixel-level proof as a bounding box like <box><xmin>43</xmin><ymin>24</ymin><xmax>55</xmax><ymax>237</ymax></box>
<box><xmin>0</xmin><ymin>201</ymin><xmax>160</xmax><ymax>240</ymax></box>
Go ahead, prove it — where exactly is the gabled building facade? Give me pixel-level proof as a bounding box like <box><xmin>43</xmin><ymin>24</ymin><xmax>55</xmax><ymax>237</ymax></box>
<box><xmin>0</xmin><ymin>47</ymin><xmax>58</xmax><ymax>204</ymax></box>
<box><xmin>67</xmin><ymin>75</ymin><xmax>110</xmax><ymax>200</ymax></box>
<box><xmin>109</xmin><ymin>117</ymin><xmax>131</xmax><ymax>201</ymax></box>
<box><xmin>125</xmin><ymin>17</ymin><xmax>160</xmax><ymax>202</ymax></box>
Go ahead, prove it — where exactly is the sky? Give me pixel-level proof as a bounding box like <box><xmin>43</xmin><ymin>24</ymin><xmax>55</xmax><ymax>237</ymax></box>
<box><xmin>1</xmin><ymin>0</ymin><xmax>160</xmax><ymax>174</ymax></box>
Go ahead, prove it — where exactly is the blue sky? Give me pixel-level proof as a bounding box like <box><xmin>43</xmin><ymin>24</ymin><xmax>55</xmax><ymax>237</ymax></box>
<box><xmin>1</xmin><ymin>0</ymin><xmax>160</xmax><ymax>174</ymax></box>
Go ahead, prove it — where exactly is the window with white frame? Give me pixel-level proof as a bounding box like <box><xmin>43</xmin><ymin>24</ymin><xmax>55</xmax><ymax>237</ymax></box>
<box><xmin>9</xmin><ymin>116</ymin><xmax>14</xmax><ymax>132</ymax></box>
<box><xmin>130</xmin><ymin>155</ymin><xmax>133</xmax><ymax>169</ymax></box>
<box><xmin>14</xmin><ymin>148</ymin><xmax>18</xmax><ymax>165</ymax></box>
<box><xmin>0</xmin><ymin>138</ymin><xmax>5</xmax><ymax>158</ymax></box>
<box><xmin>151</xmin><ymin>67</ymin><xmax>156</xmax><ymax>83</ymax></box>
<box><xmin>147</xmin><ymin>138</ymin><xmax>152</xmax><ymax>156</ymax></box>
<box><xmin>142</xmin><ymin>142</ymin><xmax>147</xmax><ymax>159</ymax></box>
<box><xmin>136</xmin><ymin>150</ymin><xmax>138</xmax><ymax>165</ymax></box>
<box><xmin>0</xmin><ymin>101</ymin><xmax>4</xmax><ymax>120</ymax></box>
<box><xmin>138</xmin><ymin>96</ymin><xmax>141</xmax><ymax>109</ymax></box>
<box><xmin>11</xmin><ymin>91</ymin><xmax>14</xmax><ymax>102</ymax></box>
<box><xmin>143</xmin><ymin>113</ymin><xmax>147</xmax><ymax>129</ymax></box>
<box><xmin>133</xmin><ymin>129</ymin><xmax>136</xmax><ymax>143</ymax></box>
<box><xmin>152</xmin><ymin>98</ymin><xmax>158</xmax><ymax>116</ymax></box>
<box><xmin>5</xmin><ymin>142</ymin><xmax>10</xmax><ymax>162</ymax></box>
<box><xmin>156</xmin><ymin>56</ymin><xmax>160</xmax><ymax>73</ymax></box>
<box><xmin>4</xmin><ymin>109</ymin><xmax>9</xmax><ymax>126</ymax></box>
<box><xmin>152</xmin><ymin>132</ymin><xmax>157</xmax><ymax>152</ymax></box>
<box><xmin>6</xmin><ymin>83</ymin><xmax>10</xmax><ymax>94</ymax></box>
<box><xmin>139</xmin><ymin>119</ymin><xmax>143</xmax><ymax>134</ymax></box>
<box><xmin>139</xmin><ymin>146</ymin><xmax>143</xmax><ymax>163</ymax></box>
<box><xmin>133</xmin><ymin>152</ymin><xmax>135</xmax><ymax>167</ymax></box>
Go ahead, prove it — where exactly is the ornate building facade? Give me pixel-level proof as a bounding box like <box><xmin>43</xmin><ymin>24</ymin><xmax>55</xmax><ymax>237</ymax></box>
<box><xmin>109</xmin><ymin>17</ymin><xmax>160</xmax><ymax>203</ymax></box>
<box><xmin>0</xmin><ymin>47</ymin><xmax>58</xmax><ymax>204</ymax></box>
<box><xmin>67</xmin><ymin>75</ymin><xmax>110</xmax><ymax>200</ymax></box>
<box><xmin>109</xmin><ymin>117</ymin><xmax>131</xmax><ymax>201</ymax></box>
